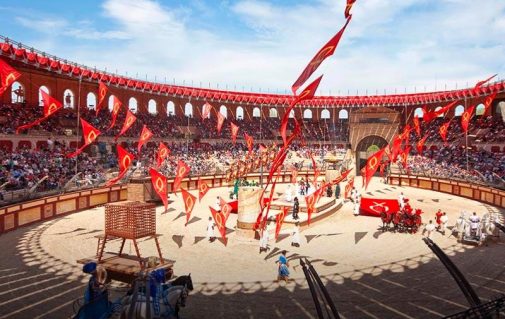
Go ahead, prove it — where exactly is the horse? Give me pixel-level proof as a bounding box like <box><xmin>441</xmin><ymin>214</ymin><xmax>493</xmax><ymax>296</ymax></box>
<box><xmin>380</xmin><ymin>211</ymin><xmax>394</xmax><ymax>232</ymax></box>
<box><xmin>452</xmin><ymin>212</ymin><xmax>468</xmax><ymax>240</ymax></box>
<box><xmin>119</xmin><ymin>274</ymin><xmax>193</xmax><ymax>319</ymax></box>
<box><xmin>480</xmin><ymin>213</ymin><xmax>499</xmax><ymax>245</ymax></box>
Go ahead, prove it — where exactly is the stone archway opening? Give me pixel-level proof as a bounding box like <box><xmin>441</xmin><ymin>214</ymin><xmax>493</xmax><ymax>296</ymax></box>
<box><xmin>355</xmin><ymin>135</ymin><xmax>388</xmax><ymax>172</ymax></box>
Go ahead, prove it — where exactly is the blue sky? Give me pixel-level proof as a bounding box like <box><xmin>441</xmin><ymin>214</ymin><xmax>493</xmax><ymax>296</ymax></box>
<box><xmin>1</xmin><ymin>0</ymin><xmax>505</xmax><ymax>95</ymax></box>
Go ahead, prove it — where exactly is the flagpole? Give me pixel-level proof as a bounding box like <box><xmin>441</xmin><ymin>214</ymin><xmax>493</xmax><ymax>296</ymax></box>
<box><xmin>75</xmin><ymin>75</ymin><xmax>82</xmax><ymax>177</ymax></box>
<box><xmin>464</xmin><ymin>96</ymin><xmax>469</xmax><ymax>172</ymax></box>
<box><xmin>259</xmin><ymin>103</ymin><xmax>263</xmax><ymax>187</ymax></box>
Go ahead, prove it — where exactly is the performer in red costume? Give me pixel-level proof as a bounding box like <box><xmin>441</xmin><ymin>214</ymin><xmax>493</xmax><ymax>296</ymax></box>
<box><xmin>435</xmin><ymin>209</ymin><xmax>443</xmax><ymax>230</ymax></box>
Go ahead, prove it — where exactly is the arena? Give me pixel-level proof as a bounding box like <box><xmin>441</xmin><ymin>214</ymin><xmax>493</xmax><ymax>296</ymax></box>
<box><xmin>1</xmin><ymin>1</ymin><xmax>505</xmax><ymax>318</ymax></box>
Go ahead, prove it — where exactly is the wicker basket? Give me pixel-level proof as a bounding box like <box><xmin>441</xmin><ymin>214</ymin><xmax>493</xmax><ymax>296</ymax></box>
<box><xmin>105</xmin><ymin>201</ymin><xmax>156</xmax><ymax>239</ymax></box>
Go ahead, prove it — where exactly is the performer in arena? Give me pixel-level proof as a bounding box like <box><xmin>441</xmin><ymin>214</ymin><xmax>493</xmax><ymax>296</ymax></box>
<box><xmin>259</xmin><ymin>225</ymin><xmax>270</xmax><ymax>253</ymax></box>
<box><xmin>398</xmin><ymin>192</ymin><xmax>405</xmax><ymax>209</ymax></box>
<box><xmin>214</xmin><ymin>196</ymin><xmax>222</xmax><ymax>212</ymax></box>
<box><xmin>206</xmin><ymin>216</ymin><xmax>216</xmax><ymax>242</ymax></box>
<box><xmin>292</xmin><ymin>197</ymin><xmax>299</xmax><ymax>220</ymax></box>
<box><xmin>82</xmin><ymin>262</ymin><xmax>107</xmax><ymax>303</ymax></box>
<box><xmin>276</xmin><ymin>250</ymin><xmax>290</xmax><ymax>282</ymax></box>
<box><xmin>326</xmin><ymin>184</ymin><xmax>333</xmax><ymax>197</ymax></box>
<box><xmin>350</xmin><ymin>187</ymin><xmax>356</xmax><ymax>203</ymax></box>
<box><xmin>469</xmin><ymin>212</ymin><xmax>481</xmax><ymax>238</ymax></box>
<box><xmin>285</xmin><ymin>184</ymin><xmax>293</xmax><ymax>202</ymax></box>
<box><xmin>440</xmin><ymin>212</ymin><xmax>449</xmax><ymax>235</ymax></box>
<box><xmin>424</xmin><ymin>220</ymin><xmax>436</xmax><ymax>239</ymax></box>
<box><xmin>435</xmin><ymin>209</ymin><xmax>443</xmax><ymax>230</ymax></box>
<box><xmin>335</xmin><ymin>183</ymin><xmax>340</xmax><ymax>199</ymax></box>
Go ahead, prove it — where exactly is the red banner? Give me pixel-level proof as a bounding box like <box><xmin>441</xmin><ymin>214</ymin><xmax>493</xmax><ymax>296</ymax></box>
<box><xmin>230</xmin><ymin>122</ymin><xmax>239</xmax><ymax>144</ymax></box>
<box><xmin>461</xmin><ymin>104</ymin><xmax>476</xmax><ymax>133</ymax></box>
<box><xmin>439</xmin><ymin>120</ymin><xmax>451</xmax><ymax>144</ymax></box>
<box><xmin>474</xmin><ymin>74</ymin><xmax>497</xmax><ymax>92</ymax></box>
<box><xmin>137</xmin><ymin>125</ymin><xmax>153</xmax><ymax>154</ymax></box>
<box><xmin>275</xmin><ymin>206</ymin><xmax>288</xmax><ymax>240</ymax></box>
<box><xmin>399</xmin><ymin>146</ymin><xmax>411</xmax><ymax>170</ymax></box>
<box><xmin>181</xmin><ymin>188</ymin><xmax>196</xmax><ymax>224</ymax></box>
<box><xmin>173</xmin><ymin>160</ymin><xmax>190</xmax><ymax>192</ymax></box>
<box><xmin>116</xmin><ymin>109</ymin><xmax>136</xmax><ymax>140</ymax></box>
<box><xmin>109</xmin><ymin>95</ymin><xmax>122</xmax><ymax>129</ymax></box>
<box><xmin>197</xmin><ymin>177</ymin><xmax>209</xmax><ymax>202</ymax></box>
<box><xmin>344</xmin><ymin>176</ymin><xmax>354</xmax><ymax>199</ymax></box>
<box><xmin>416</xmin><ymin>135</ymin><xmax>428</xmax><ymax>155</ymax></box>
<box><xmin>483</xmin><ymin>92</ymin><xmax>497</xmax><ymax>114</ymax></box>
<box><xmin>16</xmin><ymin>89</ymin><xmax>63</xmax><ymax>133</ymax></box>
<box><xmin>360</xmin><ymin>197</ymin><xmax>400</xmax><ymax>217</ymax></box>
<box><xmin>220</xmin><ymin>197</ymin><xmax>233</xmax><ymax>222</ymax></box>
<box><xmin>413</xmin><ymin>115</ymin><xmax>421</xmax><ymax>137</ymax></box>
<box><xmin>66</xmin><ymin>118</ymin><xmax>101</xmax><ymax>157</ymax></box>
<box><xmin>202</xmin><ymin>102</ymin><xmax>212</xmax><ymax>121</ymax></box>
<box><xmin>96</xmin><ymin>81</ymin><xmax>108</xmax><ymax>115</ymax></box>
<box><xmin>149</xmin><ymin>168</ymin><xmax>168</xmax><ymax>211</ymax></box>
<box><xmin>364</xmin><ymin>147</ymin><xmax>386</xmax><ymax>190</ymax></box>
<box><xmin>106</xmin><ymin>145</ymin><xmax>134</xmax><ymax>186</ymax></box>
<box><xmin>210</xmin><ymin>206</ymin><xmax>227</xmax><ymax>241</ymax></box>
<box><xmin>244</xmin><ymin>132</ymin><xmax>254</xmax><ymax>154</ymax></box>
<box><xmin>0</xmin><ymin>58</ymin><xmax>21</xmax><ymax>97</ymax></box>
<box><xmin>345</xmin><ymin>0</ymin><xmax>357</xmax><ymax>18</ymax></box>
<box><xmin>305</xmin><ymin>192</ymin><xmax>316</xmax><ymax>225</ymax></box>
<box><xmin>156</xmin><ymin>142</ymin><xmax>170</xmax><ymax>168</ymax></box>
<box><xmin>216</xmin><ymin>111</ymin><xmax>225</xmax><ymax>134</ymax></box>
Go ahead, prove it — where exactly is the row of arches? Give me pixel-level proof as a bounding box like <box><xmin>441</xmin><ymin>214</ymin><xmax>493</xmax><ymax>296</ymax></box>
<box><xmin>413</xmin><ymin>104</ymin><xmax>487</xmax><ymax>118</ymax></box>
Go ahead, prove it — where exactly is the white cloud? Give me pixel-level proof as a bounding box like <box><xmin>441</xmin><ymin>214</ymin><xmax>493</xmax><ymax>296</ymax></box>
<box><xmin>12</xmin><ymin>0</ymin><xmax>505</xmax><ymax>95</ymax></box>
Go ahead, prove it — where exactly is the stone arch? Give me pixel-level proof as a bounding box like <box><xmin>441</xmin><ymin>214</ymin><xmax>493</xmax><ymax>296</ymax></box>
<box><xmin>475</xmin><ymin>103</ymin><xmax>485</xmax><ymax>116</ymax></box>
<box><xmin>236</xmin><ymin>106</ymin><xmax>244</xmax><ymax>120</ymax></box>
<box><xmin>220</xmin><ymin>105</ymin><xmax>227</xmax><ymax>118</ymax></box>
<box><xmin>303</xmin><ymin>109</ymin><xmax>312</xmax><ymax>119</ymax></box>
<box><xmin>63</xmin><ymin>89</ymin><xmax>75</xmax><ymax>108</ymax></box>
<box><xmin>185</xmin><ymin>102</ymin><xmax>193</xmax><ymax>117</ymax></box>
<box><xmin>39</xmin><ymin>85</ymin><xmax>49</xmax><ymax>106</ymax></box>
<box><xmin>434</xmin><ymin>106</ymin><xmax>443</xmax><ymax>117</ymax></box>
<box><xmin>355</xmin><ymin>135</ymin><xmax>388</xmax><ymax>171</ymax></box>
<box><xmin>129</xmin><ymin>97</ymin><xmax>138</xmax><ymax>113</ymax></box>
<box><xmin>11</xmin><ymin>81</ymin><xmax>24</xmax><ymax>104</ymax></box>
<box><xmin>414</xmin><ymin>107</ymin><xmax>423</xmax><ymax>118</ymax></box>
<box><xmin>86</xmin><ymin>92</ymin><xmax>96</xmax><ymax>110</ymax></box>
<box><xmin>269</xmin><ymin>107</ymin><xmax>278</xmax><ymax>118</ymax></box>
<box><xmin>288</xmin><ymin>109</ymin><xmax>295</xmax><ymax>118</ymax></box>
<box><xmin>454</xmin><ymin>105</ymin><xmax>464</xmax><ymax>117</ymax></box>
<box><xmin>321</xmin><ymin>109</ymin><xmax>330</xmax><ymax>119</ymax></box>
<box><xmin>167</xmin><ymin>101</ymin><xmax>175</xmax><ymax>116</ymax></box>
<box><xmin>338</xmin><ymin>109</ymin><xmax>348</xmax><ymax>119</ymax></box>
<box><xmin>253</xmin><ymin>107</ymin><xmax>261</xmax><ymax>118</ymax></box>
<box><xmin>498</xmin><ymin>101</ymin><xmax>505</xmax><ymax>122</ymax></box>
<box><xmin>148</xmin><ymin>99</ymin><xmax>157</xmax><ymax>114</ymax></box>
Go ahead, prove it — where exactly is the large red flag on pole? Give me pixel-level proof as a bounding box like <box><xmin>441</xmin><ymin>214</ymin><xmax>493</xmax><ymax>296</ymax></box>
<box><xmin>149</xmin><ymin>168</ymin><xmax>168</xmax><ymax>212</ymax></box>
<box><xmin>202</xmin><ymin>102</ymin><xmax>212</xmax><ymax>121</ymax></box>
<box><xmin>96</xmin><ymin>81</ymin><xmax>108</xmax><ymax>116</ymax></box>
<box><xmin>399</xmin><ymin>146</ymin><xmax>411</xmax><ymax>170</ymax></box>
<box><xmin>66</xmin><ymin>118</ymin><xmax>101</xmax><ymax>158</ymax></box>
<box><xmin>344</xmin><ymin>176</ymin><xmax>354</xmax><ymax>199</ymax></box>
<box><xmin>106</xmin><ymin>145</ymin><xmax>134</xmax><ymax>186</ymax></box>
<box><xmin>197</xmin><ymin>177</ymin><xmax>209</xmax><ymax>202</ymax></box>
<box><xmin>137</xmin><ymin>125</ymin><xmax>153</xmax><ymax>154</ymax></box>
<box><xmin>416</xmin><ymin>135</ymin><xmax>428</xmax><ymax>155</ymax></box>
<box><xmin>305</xmin><ymin>192</ymin><xmax>316</xmax><ymax>225</ymax></box>
<box><xmin>433</xmin><ymin>100</ymin><xmax>458</xmax><ymax>118</ymax></box>
<box><xmin>156</xmin><ymin>142</ymin><xmax>170</xmax><ymax>168</ymax></box>
<box><xmin>216</xmin><ymin>111</ymin><xmax>225</xmax><ymax>134</ymax></box>
<box><xmin>461</xmin><ymin>104</ymin><xmax>476</xmax><ymax>133</ymax></box>
<box><xmin>281</xmin><ymin>75</ymin><xmax>324</xmax><ymax>146</ymax></box>
<box><xmin>220</xmin><ymin>197</ymin><xmax>233</xmax><ymax>222</ymax></box>
<box><xmin>390</xmin><ymin>135</ymin><xmax>403</xmax><ymax>163</ymax></box>
<box><xmin>0</xmin><ymin>58</ymin><xmax>21</xmax><ymax>97</ymax></box>
<box><xmin>345</xmin><ymin>0</ymin><xmax>357</xmax><ymax>18</ymax></box>
<box><xmin>244</xmin><ymin>132</ymin><xmax>254</xmax><ymax>154</ymax></box>
<box><xmin>115</xmin><ymin>109</ymin><xmax>137</xmax><ymax>141</ymax></box>
<box><xmin>439</xmin><ymin>120</ymin><xmax>451</xmax><ymax>144</ymax></box>
<box><xmin>16</xmin><ymin>90</ymin><xmax>63</xmax><ymax>133</ymax></box>
<box><xmin>483</xmin><ymin>92</ymin><xmax>497</xmax><ymax>114</ymax></box>
<box><xmin>291</xmin><ymin>16</ymin><xmax>352</xmax><ymax>94</ymax></box>
<box><xmin>181</xmin><ymin>188</ymin><xmax>196</xmax><ymax>225</ymax></box>
<box><xmin>474</xmin><ymin>74</ymin><xmax>497</xmax><ymax>93</ymax></box>
<box><xmin>331</xmin><ymin>168</ymin><xmax>352</xmax><ymax>185</ymax></box>
<box><xmin>209</xmin><ymin>206</ymin><xmax>227</xmax><ymax>242</ymax></box>
<box><xmin>173</xmin><ymin>160</ymin><xmax>190</xmax><ymax>192</ymax></box>
<box><xmin>108</xmin><ymin>95</ymin><xmax>122</xmax><ymax>129</ymax></box>
<box><xmin>364</xmin><ymin>147</ymin><xmax>386</xmax><ymax>190</ymax></box>
<box><xmin>230</xmin><ymin>122</ymin><xmax>239</xmax><ymax>145</ymax></box>
<box><xmin>413</xmin><ymin>115</ymin><xmax>421</xmax><ymax>137</ymax></box>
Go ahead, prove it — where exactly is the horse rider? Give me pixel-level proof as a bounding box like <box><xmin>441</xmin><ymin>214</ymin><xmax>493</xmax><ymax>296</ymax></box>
<box><xmin>469</xmin><ymin>212</ymin><xmax>481</xmax><ymax>237</ymax></box>
<box><xmin>82</xmin><ymin>262</ymin><xmax>107</xmax><ymax>303</ymax></box>
<box><xmin>440</xmin><ymin>212</ymin><xmax>449</xmax><ymax>235</ymax></box>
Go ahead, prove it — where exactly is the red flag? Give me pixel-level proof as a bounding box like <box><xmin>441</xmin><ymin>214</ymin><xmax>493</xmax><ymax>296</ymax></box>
<box><xmin>66</xmin><ymin>118</ymin><xmax>101</xmax><ymax>157</ymax></box>
<box><xmin>137</xmin><ymin>125</ymin><xmax>153</xmax><ymax>154</ymax></box>
<box><xmin>275</xmin><ymin>206</ymin><xmax>288</xmax><ymax>240</ymax></box>
<box><xmin>291</xmin><ymin>17</ymin><xmax>351</xmax><ymax>94</ymax></box>
<box><xmin>345</xmin><ymin>0</ymin><xmax>357</xmax><ymax>18</ymax></box>
<box><xmin>390</xmin><ymin>135</ymin><xmax>403</xmax><ymax>163</ymax></box>
<box><xmin>416</xmin><ymin>135</ymin><xmax>428</xmax><ymax>155</ymax></box>
<box><xmin>304</xmin><ymin>192</ymin><xmax>316</xmax><ymax>225</ymax></box>
<box><xmin>156</xmin><ymin>142</ymin><xmax>170</xmax><ymax>168</ymax></box>
<box><xmin>439</xmin><ymin>120</ymin><xmax>451</xmax><ymax>144</ymax></box>
<box><xmin>399</xmin><ymin>146</ymin><xmax>411</xmax><ymax>170</ymax></box>
<box><xmin>0</xmin><ymin>58</ymin><xmax>21</xmax><ymax>96</ymax></box>
<box><xmin>413</xmin><ymin>115</ymin><xmax>421</xmax><ymax>137</ymax></box>
<box><xmin>244</xmin><ymin>132</ymin><xmax>254</xmax><ymax>154</ymax></box>
<box><xmin>106</xmin><ymin>145</ymin><xmax>134</xmax><ymax>186</ymax></box>
<box><xmin>483</xmin><ymin>92</ymin><xmax>497</xmax><ymax>114</ymax></box>
<box><xmin>16</xmin><ymin>90</ymin><xmax>63</xmax><ymax>133</ymax></box>
<box><xmin>344</xmin><ymin>176</ymin><xmax>354</xmax><ymax>198</ymax></box>
<box><xmin>461</xmin><ymin>104</ymin><xmax>476</xmax><ymax>133</ymax></box>
<box><xmin>360</xmin><ymin>197</ymin><xmax>400</xmax><ymax>217</ymax></box>
<box><xmin>220</xmin><ymin>198</ymin><xmax>233</xmax><ymax>222</ymax></box>
<box><xmin>197</xmin><ymin>178</ymin><xmax>209</xmax><ymax>202</ymax></box>
<box><xmin>149</xmin><ymin>168</ymin><xmax>168</xmax><ymax>211</ymax></box>
<box><xmin>434</xmin><ymin>100</ymin><xmax>458</xmax><ymax>118</ymax></box>
<box><xmin>282</xmin><ymin>75</ymin><xmax>323</xmax><ymax>146</ymax></box>
<box><xmin>202</xmin><ymin>102</ymin><xmax>212</xmax><ymax>121</ymax></box>
<box><xmin>116</xmin><ymin>109</ymin><xmax>137</xmax><ymax>140</ymax></box>
<box><xmin>181</xmin><ymin>188</ymin><xmax>196</xmax><ymax>224</ymax></box>
<box><xmin>96</xmin><ymin>81</ymin><xmax>108</xmax><ymax>116</ymax></box>
<box><xmin>230</xmin><ymin>122</ymin><xmax>239</xmax><ymax>145</ymax></box>
<box><xmin>173</xmin><ymin>160</ymin><xmax>190</xmax><ymax>192</ymax></box>
<box><xmin>399</xmin><ymin>124</ymin><xmax>411</xmax><ymax>143</ymax></box>
<box><xmin>216</xmin><ymin>111</ymin><xmax>225</xmax><ymax>134</ymax></box>
<box><xmin>422</xmin><ymin>106</ymin><xmax>436</xmax><ymax>124</ymax></box>
<box><xmin>474</xmin><ymin>74</ymin><xmax>497</xmax><ymax>92</ymax></box>
<box><xmin>364</xmin><ymin>147</ymin><xmax>386</xmax><ymax>190</ymax></box>
<box><xmin>108</xmin><ymin>95</ymin><xmax>122</xmax><ymax>129</ymax></box>
<box><xmin>209</xmin><ymin>206</ymin><xmax>227</xmax><ymax>241</ymax></box>
<box><xmin>331</xmin><ymin>168</ymin><xmax>352</xmax><ymax>185</ymax></box>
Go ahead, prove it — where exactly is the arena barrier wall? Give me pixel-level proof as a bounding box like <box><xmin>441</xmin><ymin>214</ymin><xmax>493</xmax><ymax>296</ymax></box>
<box><xmin>388</xmin><ymin>174</ymin><xmax>505</xmax><ymax>209</ymax></box>
<box><xmin>0</xmin><ymin>170</ymin><xmax>318</xmax><ymax>234</ymax></box>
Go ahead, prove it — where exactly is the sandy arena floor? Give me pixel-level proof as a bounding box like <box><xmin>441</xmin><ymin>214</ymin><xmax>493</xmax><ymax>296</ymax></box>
<box><xmin>0</xmin><ymin>177</ymin><xmax>504</xmax><ymax>318</ymax></box>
